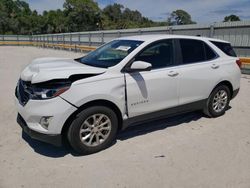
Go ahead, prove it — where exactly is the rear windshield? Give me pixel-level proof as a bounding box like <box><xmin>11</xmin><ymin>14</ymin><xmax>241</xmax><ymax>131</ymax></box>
<box><xmin>210</xmin><ymin>41</ymin><xmax>237</xmax><ymax>57</ymax></box>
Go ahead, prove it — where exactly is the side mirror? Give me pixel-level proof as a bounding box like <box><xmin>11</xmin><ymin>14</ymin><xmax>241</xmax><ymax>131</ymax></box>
<box><xmin>128</xmin><ymin>61</ymin><xmax>152</xmax><ymax>72</ymax></box>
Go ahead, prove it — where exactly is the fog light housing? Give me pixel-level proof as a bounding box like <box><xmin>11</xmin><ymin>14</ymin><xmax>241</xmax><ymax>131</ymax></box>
<box><xmin>40</xmin><ymin>116</ymin><xmax>53</xmax><ymax>130</ymax></box>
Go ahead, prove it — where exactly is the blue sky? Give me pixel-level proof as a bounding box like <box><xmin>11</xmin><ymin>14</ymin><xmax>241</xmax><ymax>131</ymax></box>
<box><xmin>24</xmin><ymin>0</ymin><xmax>250</xmax><ymax>23</ymax></box>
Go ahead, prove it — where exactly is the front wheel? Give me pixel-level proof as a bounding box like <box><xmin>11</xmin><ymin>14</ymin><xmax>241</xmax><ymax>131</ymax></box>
<box><xmin>203</xmin><ymin>85</ymin><xmax>231</xmax><ymax>117</ymax></box>
<box><xmin>67</xmin><ymin>106</ymin><xmax>118</xmax><ymax>155</ymax></box>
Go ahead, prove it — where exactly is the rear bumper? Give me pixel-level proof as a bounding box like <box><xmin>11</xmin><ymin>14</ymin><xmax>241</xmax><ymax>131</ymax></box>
<box><xmin>17</xmin><ymin>114</ymin><xmax>62</xmax><ymax>146</ymax></box>
<box><xmin>232</xmin><ymin>88</ymin><xmax>240</xmax><ymax>99</ymax></box>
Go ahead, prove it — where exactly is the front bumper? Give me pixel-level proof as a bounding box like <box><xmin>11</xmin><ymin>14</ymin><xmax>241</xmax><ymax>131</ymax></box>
<box><xmin>17</xmin><ymin>114</ymin><xmax>62</xmax><ymax>146</ymax></box>
<box><xmin>15</xmin><ymin>93</ymin><xmax>77</xmax><ymax>146</ymax></box>
<box><xmin>15</xmin><ymin>96</ymin><xmax>77</xmax><ymax>134</ymax></box>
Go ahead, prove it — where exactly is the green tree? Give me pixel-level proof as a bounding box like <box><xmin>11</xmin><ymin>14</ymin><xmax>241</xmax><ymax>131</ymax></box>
<box><xmin>16</xmin><ymin>1</ymin><xmax>33</xmax><ymax>34</ymax></box>
<box><xmin>0</xmin><ymin>0</ymin><xmax>37</xmax><ymax>34</ymax></box>
<box><xmin>102</xmin><ymin>3</ymin><xmax>155</xmax><ymax>29</ymax></box>
<box><xmin>223</xmin><ymin>15</ymin><xmax>241</xmax><ymax>22</ymax></box>
<box><xmin>29</xmin><ymin>11</ymin><xmax>46</xmax><ymax>34</ymax></box>
<box><xmin>42</xmin><ymin>10</ymin><xmax>67</xmax><ymax>33</ymax></box>
<box><xmin>168</xmin><ymin>9</ymin><xmax>196</xmax><ymax>25</ymax></box>
<box><xmin>0</xmin><ymin>1</ymin><xmax>10</xmax><ymax>34</ymax></box>
<box><xmin>0</xmin><ymin>0</ymin><xmax>18</xmax><ymax>34</ymax></box>
<box><xmin>63</xmin><ymin>0</ymin><xmax>102</xmax><ymax>32</ymax></box>
<box><xmin>122</xmin><ymin>8</ymin><xmax>154</xmax><ymax>28</ymax></box>
<box><xmin>102</xmin><ymin>3</ymin><xmax>124</xmax><ymax>29</ymax></box>
<box><xmin>0</xmin><ymin>0</ymin><xmax>181</xmax><ymax>35</ymax></box>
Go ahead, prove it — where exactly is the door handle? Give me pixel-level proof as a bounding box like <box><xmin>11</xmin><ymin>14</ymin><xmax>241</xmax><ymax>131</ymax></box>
<box><xmin>168</xmin><ymin>71</ymin><xmax>179</xmax><ymax>77</ymax></box>
<box><xmin>211</xmin><ymin>64</ymin><xmax>220</xmax><ymax>69</ymax></box>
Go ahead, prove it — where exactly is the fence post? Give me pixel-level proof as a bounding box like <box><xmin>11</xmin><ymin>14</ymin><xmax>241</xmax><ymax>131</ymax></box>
<box><xmin>210</xmin><ymin>24</ymin><xmax>214</xmax><ymax>38</ymax></box>
<box><xmin>62</xmin><ymin>34</ymin><xmax>65</xmax><ymax>50</ymax></box>
<box><xmin>43</xmin><ymin>35</ymin><xmax>45</xmax><ymax>48</ymax></box>
<box><xmin>169</xmin><ymin>27</ymin><xmax>173</xmax><ymax>34</ymax></box>
<box><xmin>69</xmin><ymin>33</ymin><xmax>72</xmax><ymax>51</ymax></box>
<box><xmin>17</xmin><ymin>35</ymin><xmax>19</xmax><ymax>46</ymax></box>
<box><xmin>52</xmin><ymin>35</ymin><xmax>54</xmax><ymax>48</ymax></box>
<box><xmin>117</xmin><ymin>31</ymin><xmax>121</xmax><ymax>38</ymax></box>
<box><xmin>76</xmin><ymin>33</ymin><xmax>80</xmax><ymax>52</ymax></box>
<box><xmin>101</xmin><ymin>32</ymin><xmax>104</xmax><ymax>44</ymax></box>
<box><xmin>88</xmin><ymin>32</ymin><xmax>91</xmax><ymax>46</ymax></box>
<box><xmin>29</xmin><ymin>35</ymin><xmax>32</xmax><ymax>44</ymax></box>
<box><xmin>78</xmin><ymin>33</ymin><xmax>81</xmax><ymax>45</ymax></box>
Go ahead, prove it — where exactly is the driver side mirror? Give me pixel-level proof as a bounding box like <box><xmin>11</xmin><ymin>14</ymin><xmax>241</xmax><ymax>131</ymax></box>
<box><xmin>127</xmin><ymin>61</ymin><xmax>152</xmax><ymax>72</ymax></box>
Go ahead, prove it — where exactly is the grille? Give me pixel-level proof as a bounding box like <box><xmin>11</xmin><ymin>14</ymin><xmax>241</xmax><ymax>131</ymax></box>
<box><xmin>16</xmin><ymin>80</ymin><xmax>32</xmax><ymax>106</ymax></box>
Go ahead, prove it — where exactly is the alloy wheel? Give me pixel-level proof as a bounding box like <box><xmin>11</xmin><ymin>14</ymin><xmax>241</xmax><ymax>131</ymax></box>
<box><xmin>79</xmin><ymin>114</ymin><xmax>112</xmax><ymax>147</ymax></box>
<box><xmin>212</xmin><ymin>90</ymin><xmax>228</xmax><ymax>113</ymax></box>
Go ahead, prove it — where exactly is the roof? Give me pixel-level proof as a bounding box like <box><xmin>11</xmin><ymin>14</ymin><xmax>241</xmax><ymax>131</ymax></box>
<box><xmin>119</xmin><ymin>34</ymin><xmax>230</xmax><ymax>44</ymax></box>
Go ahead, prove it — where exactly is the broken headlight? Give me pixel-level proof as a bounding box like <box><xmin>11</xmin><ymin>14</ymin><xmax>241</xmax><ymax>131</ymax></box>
<box><xmin>31</xmin><ymin>80</ymin><xmax>71</xmax><ymax>100</ymax></box>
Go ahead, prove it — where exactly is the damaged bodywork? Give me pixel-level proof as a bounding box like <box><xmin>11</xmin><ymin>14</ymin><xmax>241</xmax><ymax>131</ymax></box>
<box><xmin>16</xmin><ymin>57</ymin><xmax>106</xmax><ymax>106</ymax></box>
<box><xmin>21</xmin><ymin>57</ymin><xmax>106</xmax><ymax>84</ymax></box>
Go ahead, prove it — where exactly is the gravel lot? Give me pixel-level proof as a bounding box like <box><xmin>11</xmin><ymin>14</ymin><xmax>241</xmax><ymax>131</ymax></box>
<box><xmin>0</xmin><ymin>46</ymin><xmax>250</xmax><ymax>188</ymax></box>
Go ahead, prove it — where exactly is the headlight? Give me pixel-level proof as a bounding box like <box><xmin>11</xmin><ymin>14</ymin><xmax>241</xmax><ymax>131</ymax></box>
<box><xmin>30</xmin><ymin>80</ymin><xmax>71</xmax><ymax>100</ymax></box>
<box><xmin>31</xmin><ymin>86</ymin><xmax>70</xmax><ymax>99</ymax></box>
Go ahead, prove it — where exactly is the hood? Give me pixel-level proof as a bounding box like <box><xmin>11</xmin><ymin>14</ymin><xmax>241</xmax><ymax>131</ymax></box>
<box><xmin>21</xmin><ymin>57</ymin><xmax>106</xmax><ymax>84</ymax></box>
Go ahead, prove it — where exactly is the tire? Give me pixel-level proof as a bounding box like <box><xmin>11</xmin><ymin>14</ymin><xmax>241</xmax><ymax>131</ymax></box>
<box><xmin>203</xmin><ymin>85</ymin><xmax>231</xmax><ymax>118</ymax></box>
<box><xmin>67</xmin><ymin>106</ymin><xmax>118</xmax><ymax>155</ymax></box>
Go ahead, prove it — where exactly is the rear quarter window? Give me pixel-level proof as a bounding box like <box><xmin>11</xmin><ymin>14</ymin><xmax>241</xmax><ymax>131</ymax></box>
<box><xmin>210</xmin><ymin>41</ymin><xmax>237</xmax><ymax>57</ymax></box>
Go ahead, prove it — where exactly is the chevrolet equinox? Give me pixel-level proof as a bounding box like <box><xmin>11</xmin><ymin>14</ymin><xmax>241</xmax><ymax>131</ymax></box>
<box><xmin>15</xmin><ymin>35</ymin><xmax>241</xmax><ymax>154</ymax></box>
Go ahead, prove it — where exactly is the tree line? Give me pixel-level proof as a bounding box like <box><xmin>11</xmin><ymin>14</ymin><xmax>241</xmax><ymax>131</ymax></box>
<box><xmin>0</xmin><ymin>0</ymin><xmax>241</xmax><ymax>35</ymax></box>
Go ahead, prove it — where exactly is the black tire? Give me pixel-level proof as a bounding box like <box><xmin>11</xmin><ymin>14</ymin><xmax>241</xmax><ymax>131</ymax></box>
<box><xmin>203</xmin><ymin>85</ymin><xmax>231</xmax><ymax>117</ymax></box>
<box><xmin>67</xmin><ymin>106</ymin><xmax>118</xmax><ymax>155</ymax></box>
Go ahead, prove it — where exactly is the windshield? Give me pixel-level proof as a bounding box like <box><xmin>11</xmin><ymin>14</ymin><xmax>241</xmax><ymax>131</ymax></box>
<box><xmin>76</xmin><ymin>40</ymin><xmax>144</xmax><ymax>68</ymax></box>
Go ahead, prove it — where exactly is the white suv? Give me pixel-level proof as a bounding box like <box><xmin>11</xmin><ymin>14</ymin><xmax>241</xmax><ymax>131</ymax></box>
<box><xmin>15</xmin><ymin>35</ymin><xmax>241</xmax><ymax>154</ymax></box>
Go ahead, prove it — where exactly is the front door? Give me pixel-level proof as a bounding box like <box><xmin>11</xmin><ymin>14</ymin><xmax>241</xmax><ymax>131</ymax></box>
<box><xmin>125</xmin><ymin>39</ymin><xmax>179</xmax><ymax>118</ymax></box>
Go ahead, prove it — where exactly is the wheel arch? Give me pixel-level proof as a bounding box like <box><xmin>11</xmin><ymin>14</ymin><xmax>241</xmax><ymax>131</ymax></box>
<box><xmin>61</xmin><ymin>99</ymin><xmax>123</xmax><ymax>143</ymax></box>
<box><xmin>213</xmin><ymin>80</ymin><xmax>233</xmax><ymax>98</ymax></box>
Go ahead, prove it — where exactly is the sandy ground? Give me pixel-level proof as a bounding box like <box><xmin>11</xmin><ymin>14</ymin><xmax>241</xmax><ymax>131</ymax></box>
<box><xmin>0</xmin><ymin>46</ymin><xmax>250</xmax><ymax>188</ymax></box>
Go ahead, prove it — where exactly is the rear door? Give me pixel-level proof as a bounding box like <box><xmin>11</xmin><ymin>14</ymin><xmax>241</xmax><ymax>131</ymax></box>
<box><xmin>176</xmin><ymin>39</ymin><xmax>221</xmax><ymax>105</ymax></box>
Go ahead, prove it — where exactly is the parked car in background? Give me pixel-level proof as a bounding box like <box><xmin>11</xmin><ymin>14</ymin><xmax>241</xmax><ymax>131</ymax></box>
<box><xmin>15</xmin><ymin>35</ymin><xmax>241</xmax><ymax>154</ymax></box>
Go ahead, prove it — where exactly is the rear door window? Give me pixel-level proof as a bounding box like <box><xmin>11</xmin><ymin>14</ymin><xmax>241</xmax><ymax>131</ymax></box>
<box><xmin>210</xmin><ymin>41</ymin><xmax>237</xmax><ymax>57</ymax></box>
<box><xmin>204</xmin><ymin>42</ymin><xmax>217</xmax><ymax>60</ymax></box>
<box><xmin>179</xmin><ymin>39</ymin><xmax>217</xmax><ymax>64</ymax></box>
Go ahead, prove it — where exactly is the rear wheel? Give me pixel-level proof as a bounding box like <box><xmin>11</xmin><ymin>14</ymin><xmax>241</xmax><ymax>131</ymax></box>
<box><xmin>67</xmin><ymin>106</ymin><xmax>118</xmax><ymax>155</ymax></box>
<box><xmin>203</xmin><ymin>85</ymin><xmax>231</xmax><ymax>117</ymax></box>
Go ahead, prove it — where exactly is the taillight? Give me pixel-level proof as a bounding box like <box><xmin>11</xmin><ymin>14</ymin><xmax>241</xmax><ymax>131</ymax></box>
<box><xmin>236</xmin><ymin>59</ymin><xmax>242</xmax><ymax>68</ymax></box>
